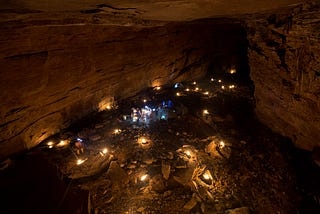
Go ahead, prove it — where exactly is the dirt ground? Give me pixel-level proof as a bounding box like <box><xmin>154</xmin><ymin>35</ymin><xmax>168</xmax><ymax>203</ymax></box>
<box><xmin>30</xmin><ymin>74</ymin><xmax>319</xmax><ymax>214</ymax></box>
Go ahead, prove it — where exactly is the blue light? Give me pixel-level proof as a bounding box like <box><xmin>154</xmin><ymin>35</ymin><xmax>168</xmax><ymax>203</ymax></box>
<box><xmin>76</xmin><ymin>138</ymin><xmax>83</xmax><ymax>142</ymax></box>
<box><xmin>174</xmin><ymin>83</ymin><xmax>179</xmax><ymax>88</ymax></box>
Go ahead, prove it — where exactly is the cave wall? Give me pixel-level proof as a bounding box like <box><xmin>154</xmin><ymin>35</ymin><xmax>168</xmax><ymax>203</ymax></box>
<box><xmin>0</xmin><ymin>19</ymin><xmax>243</xmax><ymax>159</ymax></box>
<box><xmin>246</xmin><ymin>2</ymin><xmax>320</xmax><ymax>150</ymax></box>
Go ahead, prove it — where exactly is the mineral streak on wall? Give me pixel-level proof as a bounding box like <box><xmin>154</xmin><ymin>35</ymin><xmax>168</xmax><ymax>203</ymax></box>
<box><xmin>0</xmin><ymin>18</ymin><xmax>244</xmax><ymax>159</ymax></box>
<box><xmin>246</xmin><ymin>1</ymin><xmax>320</xmax><ymax>150</ymax></box>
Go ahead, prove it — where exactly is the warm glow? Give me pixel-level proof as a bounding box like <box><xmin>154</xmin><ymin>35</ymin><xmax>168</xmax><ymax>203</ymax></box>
<box><xmin>203</xmin><ymin>91</ymin><xmax>209</xmax><ymax>95</ymax></box>
<box><xmin>102</xmin><ymin>148</ymin><xmax>108</xmax><ymax>154</ymax></box>
<box><xmin>176</xmin><ymin>92</ymin><xmax>181</xmax><ymax>96</ymax></box>
<box><xmin>202</xmin><ymin>170</ymin><xmax>212</xmax><ymax>180</ymax></box>
<box><xmin>185</xmin><ymin>88</ymin><xmax>190</xmax><ymax>92</ymax></box>
<box><xmin>184</xmin><ymin>150</ymin><xmax>191</xmax><ymax>157</ymax></box>
<box><xmin>230</xmin><ymin>68</ymin><xmax>236</xmax><ymax>74</ymax></box>
<box><xmin>229</xmin><ymin>85</ymin><xmax>235</xmax><ymax>89</ymax></box>
<box><xmin>221</xmin><ymin>85</ymin><xmax>225</xmax><ymax>89</ymax></box>
<box><xmin>47</xmin><ymin>141</ymin><xmax>54</xmax><ymax>148</ymax></box>
<box><xmin>218</xmin><ymin>79</ymin><xmax>222</xmax><ymax>83</ymax></box>
<box><xmin>155</xmin><ymin>86</ymin><xmax>161</xmax><ymax>90</ymax></box>
<box><xmin>203</xmin><ymin>109</ymin><xmax>209</xmax><ymax>115</ymax></box>
<box><xmin>56</xmin><ymin>140</ymin><xmax>68</xmax><ymax>147</ymax></box>
<box><xmin>143</xmin><ymin>99</ymin><xmax>147</xmax><ymax>103</ymax></box>
<box><xmin>76</xmin><ymin>159</ymin><xmax>86</xmax><ymax>165</ymax></box>
<box><xmin>220</xmin><ymin>141</ymin><xmax>225</xmax><ymax>148</ymax></box>
<box><xmin>192</xmin><ymin>81</ymin><xmax>197</xmax><ymax>85</ymax></box>
<box><xmin>114</xmin><ymin>129</ymin><xmax>121</xmax><ymax>134</ymax></box>
<box><xmin>140</xmin><ymin>174</ymin><xmax>148</xmax><ymax>181</ymax></box>
<box><xmin>210</xmin><ymin>78</ymin><xmax>214</xmax><ymax>82</ymax></box>
<box><xmin>195</xmin><ymin>87</ymin><xmax>199</xmax><ymax>91</ymax></box>
<box><xmin>138</xmin><ymin>137</ymin><xmax>149</xmax><ymax>145</ymax></box>
<box><xmin>98</xmin><ymin>98</ymin><xmax>113</xmax><ymax>111</ymax></box>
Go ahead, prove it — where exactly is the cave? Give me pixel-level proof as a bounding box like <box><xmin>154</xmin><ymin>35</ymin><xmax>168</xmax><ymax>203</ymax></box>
<box><xmin>0</xmin><ymin>1</ymin><xmax>320</xmax><ymax>213</ymax></box>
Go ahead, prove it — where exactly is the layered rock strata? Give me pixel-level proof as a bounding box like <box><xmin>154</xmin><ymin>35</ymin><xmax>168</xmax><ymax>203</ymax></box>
<box><xmin>0</xmin><ymin>18</ymin><xmax>244</xmax><ymax>159</ymax></box>
<box><xmin>246</xmin><ymin>1</ymin><xmax>320</xmax><ymax>150</ymax></box>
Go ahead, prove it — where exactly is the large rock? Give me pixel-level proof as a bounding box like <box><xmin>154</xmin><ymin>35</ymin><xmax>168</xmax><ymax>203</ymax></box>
<box><xmin>0</xmin><ymin>16</ymin><xmax>245</xmax><ymax>159</ymax></box>
<box><xmin>246</xmin><ymin>1</ymin><xmax>320</xmax><ymax>150</ymax></box>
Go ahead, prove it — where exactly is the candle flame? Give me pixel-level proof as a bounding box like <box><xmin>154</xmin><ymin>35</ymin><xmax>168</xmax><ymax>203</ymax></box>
<box><xmin>114</xmin><ymin>129</ymin><xmax>121</xmax><ymax>134</ymax></box>
<box><xmin>76</xmin><ymin>159</ymin><xmax>86</xmax><ymax>165</ymax></box>
<box><xmin>203</xmin><ymin>170</ymin><xmax>212</xmax><ymax>180</ymax></box>
<box><xmin>220</xmin><ymin>141</ymin><xmax>225</xmax><ymax>148</ymax></box>
<box><xmin>140</xmin><ymin>174</ymin><xmax>148</xmax><ymax>181</ymax></box>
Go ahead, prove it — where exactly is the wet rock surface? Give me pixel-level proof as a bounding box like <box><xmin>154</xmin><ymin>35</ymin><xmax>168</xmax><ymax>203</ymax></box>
<box><xmin>3</xmin><ymin>75</ymin><xmax>317</xmax><ymax>213</ymax></box>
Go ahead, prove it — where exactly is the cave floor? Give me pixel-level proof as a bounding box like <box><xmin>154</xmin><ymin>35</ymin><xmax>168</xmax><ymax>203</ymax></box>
<box><xmin>33</xmin><ymin>76</ymin><xmax>308</xmax><ymax>214</ymax></box>
<box><xmin>6</xmin><ymin>76</ymin><xmax>319</xmax><ymax>213</ymax></box>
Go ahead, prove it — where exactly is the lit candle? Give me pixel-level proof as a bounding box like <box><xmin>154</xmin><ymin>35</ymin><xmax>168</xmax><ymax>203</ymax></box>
<box><xmin>47</xmin><ymin>141</ymin><xmax>54</xmax><ymax>148</ymax></box>
<box><xmin>219</xmin><ymin>141</ymin><xmax>225</xmax><ymax>148</ymax></box>
<box><xmin>102</xmin><ymin>148</ymin><xmax>108</xmax><ymax>154</ymax></box>
<box><xmin>156</xmin><ymin>86</ymin><xmax>161</xmax><ymax>90</ymax></box>
<box><xmin>203</xmin><ymin>91</ymin><xmax>209</xmax><ymax>95</ymax></box>
<box><xmin>203</xmin><ymin>109</ymin><xmax>209</xmax><ymax>115</ymax></box>
<box><xmin>218</xmin><ymin>80</ymin><xmax>222</xmax><ymax>83</ymax></box>
<box><xmin>143</xmin><ymin>99</ymin><xmax>147</xmax><ymax>103</ymax></box>
<box><xmin>176</xmin><ymin>92</ymin><xmax>181</xmax><ymax>96</ymax></box>
<box><xmin>230</xmin><ymin>69</ymin><xmax>236</xmax><ymax>74</ymax></box>
<box><xmin>56</xmin><ymin>140</ymin><xmax>68</xmax><ymax>147</ymax></box>
<box><xmin>221</xmin><ymin>85</ymin><xmax>225</xmax><ymax>89</ymax></box>
<box><xmin>76</xmin><ymin>159</ymin><xmax>86</xmax><ymax>165</ymax></box>
<box><xmin>192</xmin><ymin>81</ymin><xmax>197</xmax><ymax>85</ymax></box>
<box><xmin>195</xmin><ymin>87</ymin><xmax>199</xmax><ymax>91</ymax></box>
<box><xmin>114</xmin><ymin>129</ymin><xmax>121</xmax><ymax>134</ymax></box>
<box><xmin>141</xmin><ymin>138</ymin><xmax>147</xmax><ymax>144</ymax></box>
<box><xmin>140</xmin><ymin>174</ymin><xmax>148</xmax><ymax>181</ymax></box>
<box><xmin>185</xmin><ymin>88</ymin><xmax>190</xmax><ymax>92</ymax></box>
<box><xmin>202</xmin><ymin>170</ymin><xmax>212</xmax><ymax>180</ymax></box>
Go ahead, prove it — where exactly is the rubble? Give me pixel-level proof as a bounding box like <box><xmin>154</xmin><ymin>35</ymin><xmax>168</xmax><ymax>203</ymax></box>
<box><xmin>33</xmin><ymin>78</ymin><xmax>309</xmax><ymax>213</ymax></box>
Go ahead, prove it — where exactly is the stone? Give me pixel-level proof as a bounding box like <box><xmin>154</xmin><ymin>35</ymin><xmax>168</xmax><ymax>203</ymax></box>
<box><xmin>163</xmin><ymin>190</ymin><xmax>173</xmax><ymax>197</ymax></box>
<box><xmin>106</xmin><ymin>161</ymin><xmax>129</xmax><ymax>188</ymax></box>
<box><xmin>183</xmin><ymin>197</ymin><xmax>198</xmax><ymax>210</ymax></box>
<box><xmin>167</xmin><ymin>152</ymin><xmax>174</xmax><ymax>160</ymax></box>
<box><xmin>137</xmin><ymin>207</ymin><xmax>145</xmax><ymax>213</ymax></box>
<box><xmin>246</xmin><ymin>2</ymin><xmax>320</xmax><ymax>150</ymax></box>
<box><xmin>150</xmin><ymin>174</ymin><xmax>166</xmax><ymax>193</ymax></box>
<box><xmin>225</xmin><ymin>207</ymin><xmax>250</xmax><ymax>214</ymax></box>
<box><xmin>161</xmin><ymin>161</ymin><xmax>171</xmax><ymax>180</ymax></box>
<box><xmin>90</xmin><ymin>135</ymin><xmax>102</xmax><ymax>141</ymax></box>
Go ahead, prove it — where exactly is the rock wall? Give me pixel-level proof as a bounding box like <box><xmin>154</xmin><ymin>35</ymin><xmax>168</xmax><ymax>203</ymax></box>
<box><xmin>0</xmin><ymin>19</ymin><xmax>244</xmax><ymax>159</ymax></box>
<box><xmin>246</xmin><ymin>1</ymin><xmax>320</xmax><ymax>150</ymax></box>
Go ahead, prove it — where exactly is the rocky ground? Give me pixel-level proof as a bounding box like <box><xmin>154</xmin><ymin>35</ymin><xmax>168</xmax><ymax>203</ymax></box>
<box><xmin>27</xmin><ymin>73</ymin><xmax>319</xmax><ymax>214</ymax></box>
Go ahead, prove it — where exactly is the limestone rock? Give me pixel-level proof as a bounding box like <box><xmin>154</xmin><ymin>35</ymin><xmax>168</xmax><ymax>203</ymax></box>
<box><xmin>106</xmin><ymin>161</ymin><xmax>129</xmax><ymax>188</ymax></box>
<box><xmin>246</xmin><ymin>2</ymin><xmax>320</xmax><ymax>150</ymax></box>
<box><xmin>161</xmin><ymin>161</ymin><xmax>171</xmax><ymax>180</ymax></box>
<box><xmin>226</xmin><ymin>207</ymin><xmax>250</xmax><ymax>214</ymax></box>
<box><xmin>0</xmin><ymin>18</ymin><xmax>244</xmax><ymax>160</ymax></box>
<box><xmin>183</xmin><ymin>197</ymin><xmax>198</xmax><ymax>210</ymax></box>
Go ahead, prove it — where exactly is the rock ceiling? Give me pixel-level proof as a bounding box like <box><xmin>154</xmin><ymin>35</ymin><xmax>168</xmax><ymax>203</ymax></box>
<box><xmin>1</xmin><ymin>0</ymin><xmax>302</xmax><ymax>21</ymax></box>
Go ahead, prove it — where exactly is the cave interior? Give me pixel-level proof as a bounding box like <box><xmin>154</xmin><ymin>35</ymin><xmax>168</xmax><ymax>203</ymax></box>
<box><xmin>0</xmin><ymin>0</ymin><xmax>320</xmax><ymax>214</ymax></box>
